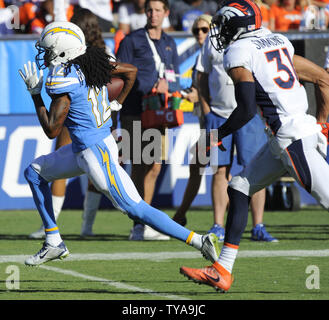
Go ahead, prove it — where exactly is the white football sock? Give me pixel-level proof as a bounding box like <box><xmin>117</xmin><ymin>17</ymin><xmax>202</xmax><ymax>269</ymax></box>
<box><xmin>81</xmin><ymin>191</ymin><xmax>102</xmax><ymax>233</ymax></box>
<box><xmin>52</xmin><ymin>195</ymin><xmax>65</xmax><ymax>221</ymax></box>
<box><xmin>187</xmin><ymin>232</ymin><xmax>203</xmax><ymax>250</ymax></box>
<box><xmin>46</xmin><ymin>232</ymin><xmax>63</xmax><ymax>247</ymax></box>
<box><xmin>217</xmin><ymin>244</ymin><xmax>238</xmax><ymax>273</ymax></box>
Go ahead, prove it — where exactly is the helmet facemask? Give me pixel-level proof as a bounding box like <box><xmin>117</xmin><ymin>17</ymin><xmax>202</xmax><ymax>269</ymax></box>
<box><xmin>210</xmin><ymin>14</ymin><xmax>230</xmax><ymax>52</ymax></box>
<box><xmin>35</xmin><ymin>41</ymin><xmax>60</xmax><ymax>69</ymax></box>
<box><xmin>210</xmin><ymin>14</ymin><xmax>254</xmax><ymax>52</ymax></box>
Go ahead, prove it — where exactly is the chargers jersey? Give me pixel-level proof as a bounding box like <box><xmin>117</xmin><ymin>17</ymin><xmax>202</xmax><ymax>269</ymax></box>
<box><xmin>223</xmin><ymin>28</ymin><xmax>320</xmax><ymax>151</ymax></box>
<box><xmin>46</xmin><ymin>64</ymin><xmax>113</xmax><ymax>153</ymax></box>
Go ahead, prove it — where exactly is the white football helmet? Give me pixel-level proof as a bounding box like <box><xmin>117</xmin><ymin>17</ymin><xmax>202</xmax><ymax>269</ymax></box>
<box><xmin>35</xmin><ymin>21</ymin><xmax>87</xmax><ymax>69</ymax></box>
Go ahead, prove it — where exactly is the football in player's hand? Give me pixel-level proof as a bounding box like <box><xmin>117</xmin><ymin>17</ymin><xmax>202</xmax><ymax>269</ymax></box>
<box><xmin>107</xmin><ymin>78</ymin><xmax>124</xmax><ymax>101</ymax></box>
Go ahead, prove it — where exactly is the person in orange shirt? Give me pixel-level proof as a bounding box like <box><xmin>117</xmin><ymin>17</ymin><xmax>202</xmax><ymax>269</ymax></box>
<box><xmin>19</xmin><ymin>0</ymin><xmax>74</xmax><ymax>34</ymax></box>
<box><xmin>0</xmin><ymin>0</ymin><xmax>5</xmax><ymax>9</ymax></box>
<box><xmin>255</xmin><ymin>0</ymin><xmax>271</xmax><ymax>28</ymax></box>
<box><xmin>269</xmin><ymin>0</ymin><xmax>304</xmax><ymax>31</ymax></box>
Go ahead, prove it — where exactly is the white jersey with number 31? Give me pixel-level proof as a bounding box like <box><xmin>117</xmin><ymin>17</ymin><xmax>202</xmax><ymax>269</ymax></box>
<box><xmin>223</xmin><ymin>28</ymin><xmax>320</xmax><ymax>152</ymax></box>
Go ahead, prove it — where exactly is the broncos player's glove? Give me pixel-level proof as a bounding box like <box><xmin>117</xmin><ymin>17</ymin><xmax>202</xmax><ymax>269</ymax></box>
<box><xmin>19</xmin><ymin>61</ymin><xmax>44</xmax><ymax>95</ymax></box>
<box><xmin>318</xmin><ymin>122</ymin><xmax>329</xmax><ymax>144</ymax></box>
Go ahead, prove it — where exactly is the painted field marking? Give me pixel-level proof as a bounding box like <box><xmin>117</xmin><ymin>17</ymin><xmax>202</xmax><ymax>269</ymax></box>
<box><xmin>2</xmin><ymin>250</ymin><xmax>329</xmax><ymax>299</ymax></box>
<box><xmin>1</xmin><ymin>249</ymin><xmax>329</xmax><ymax>264</ymax></box>
<box><xmin>39</xmin><ymin>265</ymin><xmax>190</xmax><ymax>300</ymax></box>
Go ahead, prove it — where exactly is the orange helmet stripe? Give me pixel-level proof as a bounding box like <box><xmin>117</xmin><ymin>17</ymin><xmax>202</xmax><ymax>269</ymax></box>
<box><xmin>228</xmin><ymin>3</ymin><xmax>249</xmax><ymax>15</ymax></box>
<box><xmin>244</xmin><ymin>0</ymin><xmax>262</xmax><ymax>28</ymax></box>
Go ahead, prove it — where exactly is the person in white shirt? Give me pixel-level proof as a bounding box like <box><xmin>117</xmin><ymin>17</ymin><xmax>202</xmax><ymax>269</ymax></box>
<box><xmin>172</xmin><ymin>14</ymin><xmax>212</xmax><ymax>227</ymax></box>
<box><xmin>77</xmin><ymin>0</ymin><xmax>115</xmax><ymax>32</ymax></box>
<box><xmin>114</xmin><ymin>0</ymin><xmax>171</xmax><ymax>53</ymax></box>
<box><xmin>118</xmin><ymin>0</ymin><xmax>171</xmax><ymax>33</ymax></box>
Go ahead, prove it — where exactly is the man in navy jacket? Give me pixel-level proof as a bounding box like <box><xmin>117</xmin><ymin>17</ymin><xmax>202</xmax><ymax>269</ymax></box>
<box><xmin>117</xmin><ymin>0</ymin><xmax>180</xmax><ymax>241</ymax></box>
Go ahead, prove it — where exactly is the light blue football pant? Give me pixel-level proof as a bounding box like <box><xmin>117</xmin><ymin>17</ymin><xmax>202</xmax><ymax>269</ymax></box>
<box><xmin>25</xmin><ymin>134</ymin><xmax>191</xmax><ymax>241</ymax></box>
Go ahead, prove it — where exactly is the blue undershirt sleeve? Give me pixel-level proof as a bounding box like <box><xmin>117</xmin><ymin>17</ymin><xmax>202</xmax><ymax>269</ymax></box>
<box><xmin>217</xmin><ymin>81</ymin><xmax>257</xmax><ymax>139</ymax></box>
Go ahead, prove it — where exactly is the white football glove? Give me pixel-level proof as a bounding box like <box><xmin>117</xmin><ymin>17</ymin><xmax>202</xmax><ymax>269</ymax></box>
<box><xmin>110</xmin><ymin>100</ymin><xmax>122</xmax><ymax>111</ymax></box>
<box><xmin>19</xmin><ymin>61</ymin><xmax>44</xmax><ymax>95</ymax></box>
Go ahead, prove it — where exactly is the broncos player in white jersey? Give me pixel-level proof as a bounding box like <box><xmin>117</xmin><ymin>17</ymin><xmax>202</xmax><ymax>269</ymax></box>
<box><xmin>19</xmin><ymin>21</ymin><xmax>220</xmax><ymax>266</ymax></box>
<box><xmin>180</xmin><ymin>0</ymin><xmax>329</xmax><ymax>292</ymax></box>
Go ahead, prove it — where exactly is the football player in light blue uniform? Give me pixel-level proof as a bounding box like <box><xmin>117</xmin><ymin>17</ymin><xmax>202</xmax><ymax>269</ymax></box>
<box><xmin>46</xmin><ymin>64</ymin><xmax>112</xmax><ymax>153</ymax></box>
<box><xmin>19</xmin><ymin>21</ymin><xmax>220</xmax><ymax>266</ymax></box>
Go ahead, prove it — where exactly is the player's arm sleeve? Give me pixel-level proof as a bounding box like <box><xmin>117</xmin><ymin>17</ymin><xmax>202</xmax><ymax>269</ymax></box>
<box><xmin>217</xmin><ymin>46</ymin><xmax>256</xmax><ymax>139</ymax></box>
<box><xmin>217</xmin><ymin>81</ymin><xmax>257</xmax><ymax>139</ymax></box>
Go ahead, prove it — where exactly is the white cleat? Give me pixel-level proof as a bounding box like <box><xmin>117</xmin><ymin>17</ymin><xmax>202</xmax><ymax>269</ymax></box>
<box><xmin>200</xmin><ymin>233</ymin><xmax>220</xmax><ymax>263</ymax></box>
<box><xmin>128</xmin><ymin>224</ymin><xmax>170</xmax><ymax>241</ymax></box>
<box><xmin>28</xmin><ymin>225</ymin><xmax>45</xmax><ymax>239</ymax></box>
<box><xmin>143</xmin><ymin>225</ymin><xmax>170</xmax><ymax>241</ymax></box>
<box><xmin>25</xmin><ymin>241</ymin><xmax>69</xmax><ymax>266</ymax></box>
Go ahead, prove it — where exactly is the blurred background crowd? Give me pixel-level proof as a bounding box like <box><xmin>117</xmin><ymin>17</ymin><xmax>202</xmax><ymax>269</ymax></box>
<box><xmin>0</xmin><ymin>0</ymin><xmax>329</xmax><ymax>36</ymax></box>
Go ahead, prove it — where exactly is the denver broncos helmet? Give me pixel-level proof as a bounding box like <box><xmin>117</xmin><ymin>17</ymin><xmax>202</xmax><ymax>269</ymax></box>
<box><xmin>35</xmin><ymin>21</ymin><xmax>87</xmax><ymax>69</ymax></box>
<box><xmin>210</xmin><ymin>0</ymin><xmax>262</xmax><ymax>52</ymax></box>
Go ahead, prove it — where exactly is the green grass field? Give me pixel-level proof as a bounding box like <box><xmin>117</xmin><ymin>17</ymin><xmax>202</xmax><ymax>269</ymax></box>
<box><xmin>0</xmin><ymin>207</ymin><xmax>328</xmax><ymax>301</ymax></box>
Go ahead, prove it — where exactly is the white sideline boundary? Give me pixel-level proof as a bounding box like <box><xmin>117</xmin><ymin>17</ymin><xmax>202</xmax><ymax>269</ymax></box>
<box><xmin>0</xmin><ymin>249</ymin><xmax>329</xmax><ymax>263</ymax></box>
<box><xmin>1</xmin><ymin>249</ymin><xmax>329</xmax><ymax>264</ymax></box>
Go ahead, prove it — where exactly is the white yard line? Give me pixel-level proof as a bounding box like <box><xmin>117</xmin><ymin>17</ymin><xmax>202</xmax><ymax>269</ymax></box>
<box><xmin>1</xmin><ymin>249</ymin><xmax>329</xmax><ymax>264</ymax></box>
<box><xmin>39</xmin><ymin>265</ymin><xmax>189</xmax><ymax>300</ymax></box>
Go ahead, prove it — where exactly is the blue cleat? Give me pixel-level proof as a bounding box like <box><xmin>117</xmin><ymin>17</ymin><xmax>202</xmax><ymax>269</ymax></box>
<box><xmin>251</xmin><ymin>224</ymin><xmax>278</xmax><ymax>242</ymax></box>
<box><xmin>207</xmin><ymin>224</ymin><xmax>225</xmax><ymax>242</ymax></box>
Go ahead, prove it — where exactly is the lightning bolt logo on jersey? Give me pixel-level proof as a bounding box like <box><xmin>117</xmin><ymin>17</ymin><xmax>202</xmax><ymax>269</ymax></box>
<box><xmin>46</xmin><ymin>64</ymin><xmax>113</xmax><ymax>153</ymax></box>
